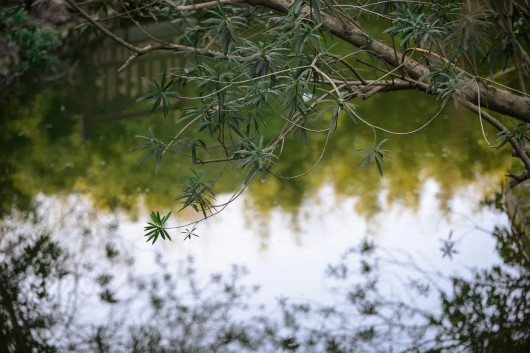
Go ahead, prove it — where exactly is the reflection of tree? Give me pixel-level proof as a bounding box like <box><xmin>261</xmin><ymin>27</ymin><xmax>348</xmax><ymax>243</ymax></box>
<box><xmin>0</xmin><ymin>204</ymin><xmax>275</xmax><ymax>352</ymax></box>
<box><xmin>246</xmin><ymin>91</ymin><xmax>510</xmax><ymax>219</ymax></box>
<box><xmin>438</xmin><ymin>226</ymin><xmax>530</xmax><ymax>353</ymax></box>
<box><xmin>0</xmin><ymin>232</ymin><xmax>67</xmax><ymax>353</ymax></box>
<box><xmin>313</xmin><ymin>223</ymin><xmax>530</xmax><ymax>352</ymax></box>
<box><xmin>0</xmin><ymin>91</ymin><xmax>83</xmax><ymax>216</ymax></box>
<box><xmin>1</xmin><ymin>201</ymin><xmax>529</xmax><ymax>352</ymax></box>
<box><xmin>2</xmin><ymin>73</ymin><xmax>511</xmax><ymax>221</ymax></box>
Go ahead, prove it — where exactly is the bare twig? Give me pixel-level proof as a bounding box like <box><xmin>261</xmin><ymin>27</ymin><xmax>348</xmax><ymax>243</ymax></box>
<box><xmin>95</xmin><ymin>0</ymin><xmax>160</xmax><ymax>21</ymax></box>
<box><xmin>163</xmin><ymin>0</ymin><xmax>245</xmax><ymax>11</ymax></box>
<box><xmin>462</xmin><ymin>100</ymin><xmax>530</xmax><ymax>187</ymax></box>
<box><xmin>65</xmin><ymin>0</ymin><xmax>225</xmax><ymax>72</ymax></box>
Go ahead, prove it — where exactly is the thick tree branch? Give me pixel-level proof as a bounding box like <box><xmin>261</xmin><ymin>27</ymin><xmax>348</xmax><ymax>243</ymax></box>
<box><xmin>67</xmin><ymin>0</ymin><xmax>530</xmax><ymax>122</ymax></box>
<box><xmin>466</xmin><ymin>86</ymin><xmax>530</xmax><ymax>124</ymax></box>
<box><xmin>246</xmin><ymin>0</ymin><xmax>530</xmax><ymax>123</ymax></box>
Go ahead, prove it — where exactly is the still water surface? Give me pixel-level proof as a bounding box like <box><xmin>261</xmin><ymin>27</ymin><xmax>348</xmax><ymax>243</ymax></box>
<box><xmin>1</xmin><ymin>33</ymin><xmax>528</xmax><ymax>352</ymax></box>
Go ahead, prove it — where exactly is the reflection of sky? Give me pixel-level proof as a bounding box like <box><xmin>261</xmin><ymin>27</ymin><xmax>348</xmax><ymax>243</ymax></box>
<box><xmin>2</xmin><ymin>155</ymin><xmax>511</xmax><ymax>351</ymax></box>
<box><xmin>113</xmin><ymin>178</ymin><xmax>506</xmax><ymax>310</ymax></box>
<box><xmin>2</xmin><ymin>175</ymin><xmax>506</xmax><ymax>334</ymax></box>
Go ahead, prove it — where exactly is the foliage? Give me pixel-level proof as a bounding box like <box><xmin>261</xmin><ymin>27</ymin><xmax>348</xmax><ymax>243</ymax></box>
<box><xmin>0</xmin><ymin>208</ymin><xmax>271</xmax><ymax>352</ymax></box>
<box><xmin>357</xmin><ymin>139</ymin><xmax>389</xmax><ymax>177</ymax></box>
<box><xmin>0</xmin><ymin>233</ymin><xmax>67</xmax><ymax>353</ymax></box>
<box><xmin>0</xmin><ymin>208</ymin><xmax>84</xmax><ymax>353</ymax></box>
<box><xmin>144</xmin><ymin>211</ymin><xmax>172</xmax><ymax>244</ymax></box>
<box><xmin>438</xmin><ymin>226</ymin><xmax>530</xmax><ymax>352</ymax></box>
<box><xmin>182</xmin><ymin>225</ymin><xmax>199</xmax><ymax>240</ymax></box>
<box><xmin>135</xmin><ymin>128</ymin><xmax>167</xmax><ymax>166</ymax></box>
<box><xmin>235</xmin><ymin>135</ymin><xmax>278</xmax><ymax>183</ymax></box>
<box><xmin>497</xmin><ymin>121</ymin><xmax>530</xmax><ymax>150</ymax></box>
<box><xmin>175</xmin><ymin>171</ymin><xmax>216</xmax><ymax>219</ymax></box>
<box><xmin>0</xmin><ymin>7</ymin><xmax>59</xmax><ymax>77</ymax></box>
<box><xmin>136</xmin><ymin>69</ymin><xmax>180</xmax><ymax>118</ymax></box>
<box><xmin>320</xmin><ymin>226</ymin><xmax>530</xmax><ymax>353</ymax></box>
<box><xmin>440</xmin><ymin>230</ymin><xmax>459</xmax><ymax>259</ymax></box>
<box><xmin>384</xmin><ymin>5</ymin><xmax>445</xmax><ymax>49</ymax></box>
<box><xmin>28</xmin><ymin>0</ymin><xmax>530</xmax><ymax>239</ymax></box>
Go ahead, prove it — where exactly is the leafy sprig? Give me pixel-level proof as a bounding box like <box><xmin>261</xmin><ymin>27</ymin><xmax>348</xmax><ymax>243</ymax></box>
<box><xmin>175</xmin><ymin>171</ymin><xmax>216</xmax><ymax>218</ymax></box>
<box><xmin>234</xmin><ymin>136</ymin><xmax>278</xmax><ymax>183</ymax></box>
<box><xmin>182</xmin><ymin>225</ymin><xmax>199</xmax><ymax>241</ymax></box>
<box><xmin>357</xmin><ymin>139</ymin><xmax>389</xmax><ymax>177</ymax></box>
<box><xmin>144</xmin><ymin>211</ymin><xmax>172</xmax><ymax>244</ymax></box>
<box><xmin>496</xmin><ymin>122</ymin><xmax>530</xmax><ymax>150</ymax></box>
<box><xmin>136</xmin><ymin>69</ymin><xmax>180</xmax><ymax>118</ymax></box>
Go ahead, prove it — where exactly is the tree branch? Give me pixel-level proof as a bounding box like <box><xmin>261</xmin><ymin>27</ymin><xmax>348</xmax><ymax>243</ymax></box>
<box><xmin>164</xmin><ymin>0</ymin><xmax>245</xmax><ymax>11</ymax></box>
<box><xmin>197</xmin><ymin>156</ymin><xmax>242</xmax><ymax>164</ymax></box>
<box><xmin>462</xmin><ymin>100</ymin><xmax>530</xmax><ymax>186</ymax></box>
<box><xmin>65</xmin><ymin>0</ymin><xmax>229</xmax><ymax>72</ymax></box>
<box><xmin>67</xmin><ymin>0</ymin><xmax>530</xmax><ymax>122</ymax></box>
<box><xmin>246</xmin><ymin>0</ymin><xmax>530</xmax><ymax>123</ymax></box>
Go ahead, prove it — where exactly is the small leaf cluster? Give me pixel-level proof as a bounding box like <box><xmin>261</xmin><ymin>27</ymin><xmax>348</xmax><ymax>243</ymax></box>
<box><xmin>357</xmin><ymin>139</ymin><xmax>389</xmax><ymax>177</ymax></box>
<box><xmin>307</xmin><ymin>0</ymin><xmax>337</xmax><ymax>25</ymax></box>
<box><xmin>135</xmin><ymin>128</ymin><xmax>167</xmax><ymax>166</ymax></box>
<box><xmin>175</xmin><ymin>171</ymin><xmax>216</xmax><ymax>218</ymax></box>
<box><xmin>136</xmin><ymin>69</ymin><xmax>180</xmax><ymax>118</ymax></box>
<box><xmin>497</xmin><ymin>122</ymin><xmax>530</xmax><ymax>150</ymax></box>
<box><xmin>272</xmin><ymin>3</ymin><xmax>322</xmax><ymax>55</ymax></box>
<box><xmin>419</xmin><ymin>63</ymin><xmax>465</xmax><ymax>107</ymax></box>
<box><xmin>144</xmin><ymin>211</ymin><xmax>172</xmax><ymax>244</ymax></box>
<box><xmin>439</xmin><ymin>230</ymin><xmax>458</xmax><ymax>260</ymax></box>
<box><xmin>203</xmin><ymin>3</ymin><xmax>247</xmax><ymax>54</ymax></box>
<box><xmin>385</xmin><ymin>5</ymin><xmax>445</xmax><ymax>49</ymax></box>
<box><xmin>182</xmin><ymin>225</ymin><xmax>199</xmax><ymax>241</ymax></box>
<box><xmin>234</xmin><ymin>136</ymin><xmax>278</xmax><ymax>183</ymax></box>
<box><xmin>0</xmin><ymin>7</ymin><xmax>59</xmax><ymax>74</ymax></box>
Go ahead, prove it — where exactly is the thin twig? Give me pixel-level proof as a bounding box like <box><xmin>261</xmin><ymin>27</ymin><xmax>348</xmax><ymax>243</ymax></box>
<box><xmin>164</xmin><ymin>0</ymin><xmax>245</xmax><ymax>11</ymax></box>
<box><xmin>65</xmin><ymin>0</ymin><xmax>226</xmax><ymax>72</ymax></box>
<box><xmin>462</xmin><ymin>100</ymin><xmax>530</xmax><ymax>172</ymax></box>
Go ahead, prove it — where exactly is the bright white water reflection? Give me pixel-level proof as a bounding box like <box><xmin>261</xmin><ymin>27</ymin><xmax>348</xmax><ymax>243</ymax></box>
<box><xmin>3</xmin><ymin>176</ymin><xmax>521</xmax><ymax>352</ymax></box>
<box><xmin>33</xmin><ymin>179</ymin><xmax>506</xmax><ymax>311</ymax></box>
<box><xmin>148</xmin><ymin>180</ymin><xmax>505</xmax><ymax>302</ymax></box>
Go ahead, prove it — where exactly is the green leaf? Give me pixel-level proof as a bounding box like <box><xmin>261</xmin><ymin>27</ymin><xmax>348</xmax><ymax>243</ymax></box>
<box><xmin>329</xmin><ymin>104</ymin><xmax>339</xmax><ymax>133</ymax></box>
<box><xmin>143</xmin><ymin>211</ymin><xmax>172</xmax><ymax>244</ymax></box>
<box><xmin>136</xmin><ymin>69</ymin><xmax>180</xmax><ymax>118</ymax></box>
<box><xmin>357</xmin><ymin>139</ymin><xmax>389</xmax><ymax>177</ymax></box>
<box><xmin>175</xmin><ymin>171</ymin><xmax>216</xmax><ymax>218</ymax></box>
<box><xmin>182</xmin><ymin>225</ymin><xmax>199</xmax><ymax>241</ymax></box>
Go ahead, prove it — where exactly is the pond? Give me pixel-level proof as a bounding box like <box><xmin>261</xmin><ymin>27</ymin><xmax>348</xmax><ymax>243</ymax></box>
<box><xmin>1</xmin><ymin>22</ymin><xmax>529</xmax><ymax>353</ymax></box>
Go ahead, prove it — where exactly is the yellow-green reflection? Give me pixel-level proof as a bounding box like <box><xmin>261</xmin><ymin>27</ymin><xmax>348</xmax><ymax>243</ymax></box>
<box><xmin>0</xmin><ymin>41</ymin><xmax>512</xmax><ymax>221</ymax></box>
<box><xmin>247</xmin><ymin>90</ymin><xmax>510</xmax><ymax>218</ymax></box>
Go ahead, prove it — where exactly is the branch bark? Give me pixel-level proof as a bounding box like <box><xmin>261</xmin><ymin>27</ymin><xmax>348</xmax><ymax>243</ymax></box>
<box><xmin>246</xmin><ymin>0</ymin><xmax>530</xmax><ymax>123</ymax></box>
<box><xmin>66</xmin><ymin>0</ymin><xmax>530</xmax><ymax>122</ymax></box>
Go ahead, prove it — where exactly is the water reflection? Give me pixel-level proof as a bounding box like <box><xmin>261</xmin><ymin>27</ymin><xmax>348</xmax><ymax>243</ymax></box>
<box><xmin>0</xmin><ymin>74</ymin><xmax>510</xmax><ymax>221</ymax></box>
<box><xmin>0</xmin><ymin>19</ymin><xmax>513</xmax><ymax>220</ymax></box>
<box><xmin>1</xmin><ymin>19</ymin><xmax>527</xmax><ymax>353</ymax></box>
<box><xmin>1</xmin><ymin>195</ymin><xmax>528</xmax><ymax>352</ymax></box>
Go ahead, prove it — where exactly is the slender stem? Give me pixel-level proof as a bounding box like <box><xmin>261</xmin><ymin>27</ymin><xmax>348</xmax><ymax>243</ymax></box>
<box><xmin>65</xmin><ymin>0</ymin><xmax>225</xmax><ymax>72</ymax></box>
<box><xmin>163</xmin><ymin>0</ymin><xmax>245</xmax><ymax>11</ymax></box>
<box><xmin>462</xmin><ymin>100</ymin><xmax>530</xmax><ymax>171</ymax></box>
